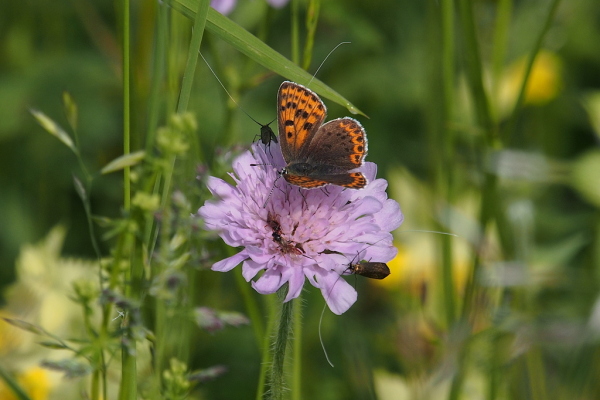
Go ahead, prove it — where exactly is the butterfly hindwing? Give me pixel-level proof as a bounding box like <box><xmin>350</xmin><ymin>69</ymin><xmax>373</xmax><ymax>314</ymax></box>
<box><xmin>305</xmin><ymin>118</ymin><xmax>368</xmax><ymax>170</ymax></box>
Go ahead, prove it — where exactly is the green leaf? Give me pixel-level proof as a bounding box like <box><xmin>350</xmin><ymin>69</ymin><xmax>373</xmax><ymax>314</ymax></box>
<box><xmin>62</xmin><ymin>91</ymin><xmax>78</xmax><ymax>132</ymax></box>
<box><xmin>30</xmin><ymin>109</ymin><xmax>78</xmax><ymax>153</ymax></box>
<box><xmin>2</xmin><ymin>318</ymin><xmax>49</xmax><ymax>336</ymax></box>
<box><xmin>101</xmin><ymin>150</ymin><xmax>146</xmax><ymax>175</ymax></box>
<box><xmin>73</xmin><ymin>175</ymin><xmax>87</xmax><ymax>203</ymax></box>
<box><xmin>38</xmin><ymin>341</ymin><xmax>70</xmax><ymax>350</ymax></box>
<box><xmin>571</xmin><ymin>150</ymin><xmax>600</xmax><ymax>207</ymax></box>
<box><xmin>170</xmin><ymin>1</ymin><xmax>366</xmax><ymax>116</ymax></box>
<box><xmin>41</xmin><ymin>359</ymin><xmax>93</xmax><ymax>379</ymax></box>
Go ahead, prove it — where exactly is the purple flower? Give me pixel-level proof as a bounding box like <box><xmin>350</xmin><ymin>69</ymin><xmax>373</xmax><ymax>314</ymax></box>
<box><xmin>197</xmin><ymin>142</ymin><xmax>403</xmax><ymax>314</ymax></box>
<box><xmin>210</xmin><ymin>0</ymin><xmax>237</xmax><ymax>15</ymax></box>
<box><xmin>211</xmin><ymin>0</ymin><xmax>290</xmax><ymax>15</ymax></box>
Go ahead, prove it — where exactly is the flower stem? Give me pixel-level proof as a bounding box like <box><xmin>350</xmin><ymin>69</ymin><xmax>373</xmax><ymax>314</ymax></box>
<box><xmin>291</xmin><ymin>294</ymin><xmax>303</xmax><ymax>400</ymax></box>
<box><xmin>268</xmin><ymin>286</ymin><xmax>295</xmax><ymax>400</ymax></box>
<box><xmin>256</xmin><ymin>295</ymin><xmax>277</xmax><ymax>400</ymax></box>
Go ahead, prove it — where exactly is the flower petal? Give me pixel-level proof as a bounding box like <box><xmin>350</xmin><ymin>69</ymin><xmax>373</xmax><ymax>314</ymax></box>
<box><xmin>212</xmin><ymin>251</ymin><xmax>248</xmax><ymax>272</ymax></box>
<box><xmin>252</xmin><ymin>267</ymin><xmax>285</xmax><ymax>294</ymax></box>
<box><xmin>316</xmin><ymin>270</ymin><xmax>357</xmax><ymax>315</ymax></box>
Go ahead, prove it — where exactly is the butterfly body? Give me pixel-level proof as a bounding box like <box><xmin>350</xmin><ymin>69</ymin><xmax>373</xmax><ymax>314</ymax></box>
<box><xmin>277</xmin><ymin>81</ymin><xmax>368</xmax><ymax>189</ymax></box>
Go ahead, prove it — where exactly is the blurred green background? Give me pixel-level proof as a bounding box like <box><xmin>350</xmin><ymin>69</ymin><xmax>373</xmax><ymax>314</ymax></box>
<box><xmin>2</xmin><ymin>0</ymin><xmax>600</xmax><ymax>399</ymax></box>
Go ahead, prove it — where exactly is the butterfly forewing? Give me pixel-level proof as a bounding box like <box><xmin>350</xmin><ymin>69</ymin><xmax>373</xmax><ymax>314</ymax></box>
<box><xmin>278</xmin><ymin>81</ymin><xmax>327</xmax><ymax>161</ymax></box>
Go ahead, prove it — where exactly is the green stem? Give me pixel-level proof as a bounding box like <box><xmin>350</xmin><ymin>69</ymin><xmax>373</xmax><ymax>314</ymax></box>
<box><xmin>291</xmin><ymin>294</ymin><xmax>303</xmax><ymax>400</ymax></box>
<box><xmin>146</xmin><ymin>0</ymin><xmax>169</xmax><ymax>152</ymax></box>
<box><xmin>490</xmin><ymin>0</ymin><xmax>512</xmax><ymax>122</ymax></box>
<box><xmin>526</xmin><ymin>346</ymin><xmax>548</xmax><ymax>400</ymax></box>
<box><xmin>177</xmin><ymin>0</ymin><xmax>210</xmax><ymax>113</ymax></box>
<box><xmin>123</xmin><ymin>0</ymin><xmax>131</xmax><ymax>213</ymax></box>
<box><xmin>291</xmin><ymin>0</ymin><xmax>300</xmax><ymax>64</ymax></box>
<box><xmin>457</xmin><ymin>0</ymin><xmax>495</xmax><ymax>145</ymax></box>
<box><xmin>256</xmin><ymin>295</ymin><xmax>277</xmax><ymax>400</ymax></box>
<box><xmin>268</xmin><ymin>286</ymin><xmax>294</xmax><ymax>400</ymax></box>
<box><xmin>235</xmin><ymin>267</ymin><xmax>265</xmax><ymax>350</ymax></box>
<box><xmin>503</xmin><ymin>0</ymin><xmax>562</xmax><ymax>143</ymax></box>
<box><xmin>440</xmin><ymin>0</ymin><xmax>456</xmax><ymax>328</ymax></box>
<box><xmin>302</xmin><ymin>0</ymin><xmax>320</xmax><ymax>71</ymax></box>
<box><xmin>119</xmin><ymin>0</ymin><xmax>136</xmax><ymax>397</ymax></box>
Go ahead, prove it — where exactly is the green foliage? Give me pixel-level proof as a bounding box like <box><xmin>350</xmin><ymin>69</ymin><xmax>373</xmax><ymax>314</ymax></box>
<box><xmin>2</xmin><ymin>0</ymin><xmax>600</xmax><ymax>399</ymax></box>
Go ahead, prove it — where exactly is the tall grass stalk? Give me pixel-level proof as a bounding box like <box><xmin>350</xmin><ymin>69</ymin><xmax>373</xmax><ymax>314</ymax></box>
<box><xmin>118</xmin><ymin>0</ymin><xmax>137</xmax><ymax>397</ymax></box>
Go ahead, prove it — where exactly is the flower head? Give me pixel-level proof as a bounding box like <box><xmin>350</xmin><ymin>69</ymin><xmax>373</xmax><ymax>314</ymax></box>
<box><xmin>198</xmin><ymin>142</ymin><xmax>402</xmax><ymax>314</ymax></box>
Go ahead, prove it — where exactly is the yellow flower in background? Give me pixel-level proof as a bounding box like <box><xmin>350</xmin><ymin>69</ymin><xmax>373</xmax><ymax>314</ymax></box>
<box><xmin>497</xmin><ymin>50</ymin><xmax>563</xmax><ymax>117</ymax></box>
<box><xmin>379</xmin><ymin>168</ymin><xmax>473</xmax><ymax>296</ymax></box>
<box><xmin>0</xmin><ymin>367</ymin><xmax>52</xmax><ymax>400</ymax></box>
<box><xmin>4</xmin><ymin>225</ymin><xmax>98</xmax><ymax>338</ymax></box>
<box><xmin>0</xmin><ymin>226</ymin><xmax>99</xmax><ymax>400</ymax></box>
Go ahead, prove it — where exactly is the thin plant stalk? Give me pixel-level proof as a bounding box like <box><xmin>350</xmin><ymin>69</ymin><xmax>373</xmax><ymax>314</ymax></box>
<box><xmin>256</xmin><ymin>295</ymin><xmax>277</xmax><ymax>400</ymax></box>
<box><xmin>291</xmin><ymin>293</ymin><xmax>302</xmax><ymax>400</ymax></box>
<box><xmin>503</xmin><ymin>0</ymin><xmax>562</xmax><ymax>143</ymax></box>
<box><xmin>118</xmin><ymin>0</ymin><xmax>136</xmax><ymax>396</ymax></box>
<box><xmin>302</xmin><ymin>0</ymin><xmax>320</xmax><ymax>71</ymax></box>
<box><xmin>291</xmin><ymin>0</ymin><xmax>300</xmax><ymax>64</ymax></box>
<box><xmin>268</xmin><ymin>286</ymin><xmax>294</xmax><ymax>400</ymax></box>
<box><xmin>440</xmin><ymin>0</ymin><xmax>457</xmax><ymax>328</ymax></box>
<box><xmin>177</xmin><ymin>0</ymin><xmax>210</xmax><ymax>114</ymax></box>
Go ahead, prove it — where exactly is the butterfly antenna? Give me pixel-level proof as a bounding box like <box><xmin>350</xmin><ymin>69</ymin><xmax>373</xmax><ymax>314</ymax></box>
<box><xmin>199</xmin><ymin>51</ymin><xmax>264</xmax><ymax>127</ymax></box>
<box><xmin>307</xmin><ymin>41</ymin><xmax>351</xmax><ymax>87</ymax></box>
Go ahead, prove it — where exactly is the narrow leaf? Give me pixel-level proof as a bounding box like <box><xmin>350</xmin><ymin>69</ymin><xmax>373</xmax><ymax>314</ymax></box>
<box><xmin>41</xmin><ymin>359</ymin><xmax>93</xmax><ymax>379</ymax></box>
<box><xmin>62</xmin><ymin>91</ymin><xmax>78</xmax><ymax>132</ymax></box>
<box><xmin>101</xmin><ymin>150</ymin><xmax>145</xmax><ymax>175</ymax></box>
<box><xmin>3</xmin><ymin>318</ymin><xmax>48</xmax><ymax>336</ymax></box>
<box><xmin>188</xmin><ymin>365</ymin><xmax>228</xmax><ymax>383</ymax></box>
<box><xmin>38</xmin><ymin>341</ymin><xmax>70</xmax><ymax>350</ymax></box>
<box><xmin>171</xmin><ymin>1</ymin><xmax>366</xmax><ymax>116</ymax></box>
<box><xmin>72</xmin><ymin>175</ymin><xmax>87</xmax><ymax>203</ymax></box>
<box><xmin>177</xmin><ymin>0</ymin><xmax>211</xmax><ymax>113</ymax></box>
<box><xmin>218</xmin><ymin>311</ymin><xmax>250</xmax><ymax>328</ymax></box>
<box><xmin>30</xmin><ymin>109</ymin><xmax>78</xmax><ymax>153</ymax></box>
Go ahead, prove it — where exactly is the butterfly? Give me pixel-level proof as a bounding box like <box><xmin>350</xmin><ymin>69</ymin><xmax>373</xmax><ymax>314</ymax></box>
<box><xmin>277</xmin><ymin>81</ymin><xmax>368</xmax><ymax>189</ymax></box>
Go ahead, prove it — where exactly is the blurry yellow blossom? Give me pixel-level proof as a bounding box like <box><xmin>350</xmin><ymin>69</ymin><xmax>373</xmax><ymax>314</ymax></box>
<box><xmin>497</xmin><ymin>50</ymin><xmax>562</xmax><ymax>117</ymax></box>
<box><xmin>0</xmin><ymin>366</ymin><xmax>51</xmax><ymax>400</ymax></box>
<box><xmin>379</xmin><ymin>168</ymin><xmax>473</xmax><ymax>296</ymax></box>
<box><xmin>3</xmin><ymin>225</ymin><xmax>99</xmax><ymax>337</ymax></box>
<box><xmin>377</xmin><ymin>240</ymin><xmax>471</xmax><ymax>296</ymax></box>
<box><xmin>374</xmin><ymin>367</ymin><xmax>488</xmax><ymax>400</ymax></box>
<box><xmin>0</xmin><ymin>225</ymin><xmax>99</xmax><ymax>400</ymax></box>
